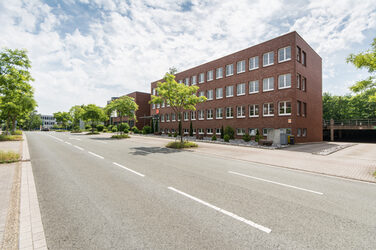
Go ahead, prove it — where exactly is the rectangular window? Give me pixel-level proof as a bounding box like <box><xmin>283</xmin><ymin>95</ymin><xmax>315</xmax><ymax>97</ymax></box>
<box><xmin>216</xmin><ymin>67</ymin><xmax>223</xmax><ymax>79</ymax></box>
<box><xmin>279</xmin><ymin>101</ymin><xmax>292</xmax><ymax>116</ymax></box>
<box><xmin>263</xmin><ymin>128</ymin><xmax>272</xmax><ymax>136</ymax></box>
<box><xmin>296</xmin><ymin>74</ymin><xmax>301</xmax><ymax>89</ymax></box>
<box><xmin>249</xmin><ymin>56</ymin><xmax>259</xmax><ymax>70</ymax></box>
<box><xmin>216</xmin><ymin>128</ymin><xmax>221</xmax><ymax>135</ymax></box>
<box><xmin>191</xmin><ymin>111</ymin><xmax>196</xmax><ymax>120</ymax></box>
<box><xmin>249</xmin><ymin>80</ymin><xmax>259</xmax><ymax>94</ymax></box>
<box><xmin>303</xmin><ymin>102</ymin><xmax>307</xmax><ymax>117</ymax></box>
<box><xmin>263</xmin><ymin>103</ymin><xmax>274</xmax><ymax>116</ymax></box>
<box><xmin>249</xmin><ymin>104</ymin><xmax>259</xmax><ymax>117</ymax></box>
<box><xmin>152</xmin><ymin>88</ymin><xmax>156</xmax><ymax>95</ymax></box>
<box><xmin>302</xmin><ymin>77</ymin><xmax>306</xmax><ymax>91</ymax></box>
<box><xmin>237</xmin><ymin>60</ymin><xmax>245</xmax><ymax>74</ymax></box>
<box><xmin>162</xmin><ymin>102</ymin><xmax>165</xmax><ymax>108</ymax></box>
<box><xmin>207</xmin><ymin>90</ymin><xmax>213</xmax><ymax>100</ymax></box>
<box><xmin>166</xmin><ymin>101</ymin><xmax>170</xmax><ymax>107</ymax></box>
<box><xmin>198</xmin><ymin>128</ymin><xmax>204</xmax><ymax>134</ymax></box>
<box><xmin>216</xmin><ymin>108</ymin><xmax>223</xmax><ymax>119</ymax></box>
<box><xmin>297</xmin><ymin>46</ymin><xmax>301</xmax><ymax>62</ymax></box>
<box><xmin>199</xmin><ymin>73</ymin><xmax>205</xmax><ymax>83</ymax></box>
<box><xmin>156</xmin><ymin>103</ymin><xmax>160</xmax><ymax>109</ymax></box>
<box><xmin>192</xmin><ymin>75</ymin><xmax>197</xmax><ymax>85</ymax></box>
<box><xmin>166</xmin><ymin>114</ymin><xmax>170</xmax><ymax>122</ymax></box>
<box><xmin>161</xmin><ymin>114</ymin><xmax>165</xmax><ymax>122</ymax></box>
<box><xmin>178</xmin><ymin>80</ymin><xmax>183</xmax><ymax>84</ymax></box>
<box><xmin>172</xmin><ymin>113</ymin><xmax>176</xmax><ymax>121</ymax></box>
<box><xmin>297</xmin><ymin>128</ymin><xmax>301</xmax><ymax>137</ymax></box>
<box><xmin>152</xmin><ymin>104</ymin><xmax>155</xmax><ymax>109</ymax></box>
<box><xmin>237</xmin><ymin>106</ymin><xmax>245</xmax><ymax>118</ymax></box>
<box><xmin>207</xmin><ymin>109</ymin><xmax>213</xmax><ymax>119</ymax></box>
<box><xmin>207</xmin><ymin>128</ymin><xmax>213</xmax><ymax>134</ymax></box>
<box><xmin>198</xmin><ymin>110</ymin><xmax>204</xmax><ymax>120</ymax></box>
<box><xmin>297</xmin><ymin>101</ymin><xmax>301</xmax><ymax>116</ymax></box>
<box><xmin>184</xmin><ymin>128</ymin><xmax>189</xmax><ymax>134</ymax></box>
<box><xmin>278</xmin><ymin>73</ymin><xmax>291</xmax><ymax>89</ymax></box>
<box><xmin>226</xmin><ymin>85</ymin><xmax>234</xmax><ymax>97</ymax></box>
<box><xmin>226</xmin><ymin>64</ymin><xmax>234</xmax><ymax>76</ymax></box>
<box><xmin>216</xmin><ymin>88</ymin><xmax>223</xmax><ymax>99</ymax></box>
<box><xmin>184</xmin><ymin>112</ymin><xmax>189</xmax><ymax>121</ymax></box>
<box><xmin>199</xmin><ymin>91</ymin><xmax>205</xmax><ymax>97</ymax></box>
<box><xmin>263</xmin><ymin>51</ymin><xmax>274</xmax><ymax>66</ymax></box>
<box><xmin>226</xmin><ymin>107</ymin><xmax>233</xmax><ymax>118</ymax></box>
<box><xmin>184</xmin><ymin>77</ymin><xmax>190</xmax><ymax>86</ymax></box>
<box><xmin>207</xmin><ymin>70</ymin><xmax>214</xmax><ymax>81</ymax></box>
<box><xmin>278</xmin><ymin>46</ymin><xmax>291</xmax><ymax>62</ymax></box>
<box><xmin>237</xmin><ymin>83</ymin><xmax>245</xmax><ymax>96</ymax></box>
<box><xmin>303</xmin><ymin>128</ymin><xmax>307</xmax><ymax>137</ymax></box>
<box><xmin>237</xmin><ymin>128</ymin><xmax>245</xmax><ymax>135</ymax></box>
<box><xmin>263</xmin><ymin>77</ymin><xmax>274</xmax><ymax>92</ymax></box>
<box><xmin>249</xmin><ymin>128</ymin><xmax>257</xmax><ymax>136</ymax></box>
<box><xmin>302</xmin><ymin>51</ymin><xmax>306</xmax><ymax>66</ymax></box>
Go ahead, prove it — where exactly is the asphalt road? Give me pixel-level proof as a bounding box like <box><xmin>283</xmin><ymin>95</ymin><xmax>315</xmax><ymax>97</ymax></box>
<box><xmin>27</xmin><ymin>132</ymin><xmax>376</xmax><ymax>249</ymax></box>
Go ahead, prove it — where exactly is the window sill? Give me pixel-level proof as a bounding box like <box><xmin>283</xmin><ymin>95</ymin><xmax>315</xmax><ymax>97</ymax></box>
<box><xmin>263</xmin><ymin>63</ymin><xmax>274</xmax><ymax>67</ymax></box>
<box><xmin>278</xmin><ymin>86</ymin><xmax>291</xmax><ymax>90</ymax></box>
<box><xmin>263</xmin><ymin>89</ymin><xmax>274</xmax><ymax>92</ymax></box>
<box><xmin>249</xmin><ymin>67</ymin><xmax>259</xmax><ymax>71</ymax></box>
<box><xmin>249</xmin><ymin>115</ymin><xmax>259</xmax><ymax>118</ymax></box>
<box><xmin>226</xmin><ymin>95</ymin><xmax>234</xmax><ymax>98</ymax></box>
<box><xmin>278</xmin><ymin>58</ymin><xmax>291</xmax><ymax>63</ymax></box>
<box><xmin>216</xmin><ymin>118</ymin><xmax>223</xmax><ymax>120</ymax></box>
<box><xmin>263</xmin><ymin>115</ymin><xmax>274</xmax><ymax>117</ymax></box>
<box><xmin>237</xmin><ymin>116</ymin><xmax>245</xmax><ymax>118</ymax></box>
<box><xmin>279</xmin><ymin>114</ymin><xmax>291</xmax><ymax>116</ymax></box>
<box><xmin>226</xmin><ymin>117</ymin><xmax>234</xmax><ymax>119</ymax></box>
<box><xmin>237</xmin><ymin>71</ymin><xmax>245</xmax><ymax>74</ymax></box>
<box><xmin>226</xmin><ymin>74</ymin><xmax>234</xmax><ymax>77</ymax></box>
<box><xmin>207</xmin><ymin>118</ymin><xmax>213</xmax><ymax>120</ymax></box>
<box><xmin>216</xmin><ymin>76</ymin><xmax>223</xmax><ymax>80</ymax></box>
<box><xmin>237</xmin><ymin>93</ymin><xmax>245</xmax><ymax>96</ymax></box>
<box><xmin>207</xmin><ymin>79</ymin><xmax>213</xmax><ymax>82</ymax></box>
<box><xmin>249</xmin><ymin>91</ymin><xmax>259</xmax><ymax>95</ymax></box>
<box><xmin>216</xmin><ymin>97</ymin><xmax>223</xmax><ymax>100</ymax></box>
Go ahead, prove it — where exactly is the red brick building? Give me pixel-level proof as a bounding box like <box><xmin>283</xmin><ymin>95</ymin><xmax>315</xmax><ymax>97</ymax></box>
<box><xmin>150</xmin><ymin>32</ymin><xmax>322</xmax><ymax>143</ymax></box>
<box><xmin>112</xmin><ymin>91</ymin><xmax>151</xmax><ymax>130</ymax></box>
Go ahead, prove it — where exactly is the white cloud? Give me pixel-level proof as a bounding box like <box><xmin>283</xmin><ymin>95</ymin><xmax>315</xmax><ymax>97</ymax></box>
<box><xmin>0</xmin><ymin>0</ymin><xmax>375</xmax><ymax>114</ymax></box>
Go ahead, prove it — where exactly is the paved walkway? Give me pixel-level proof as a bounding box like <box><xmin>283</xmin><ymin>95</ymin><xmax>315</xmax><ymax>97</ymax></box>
<box><xmin>129</xmin><ymin>135</ymin><xmax>376</xmax><ymax>182</ymax></box>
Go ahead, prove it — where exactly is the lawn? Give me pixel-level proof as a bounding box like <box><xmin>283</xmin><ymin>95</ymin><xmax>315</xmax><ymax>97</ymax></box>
<box><xmin>0</xmin><ymin>151</ymin><xmax>20</xmax><ymax>164</ymax></box>
<box><xmin>166</xmin><ymin>141</ymin><xmax>198</xmax><ymax>149</ymax></box>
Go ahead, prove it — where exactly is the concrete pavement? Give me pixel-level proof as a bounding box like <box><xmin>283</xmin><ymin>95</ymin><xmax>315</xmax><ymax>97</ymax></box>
<box><xmin>26</xmin><ymin>131</ymin><xmax>376</xmax><ymax>249</ymax></box>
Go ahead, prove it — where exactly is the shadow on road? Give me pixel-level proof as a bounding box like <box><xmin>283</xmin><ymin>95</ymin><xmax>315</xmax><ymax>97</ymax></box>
<box><xmin>129</xmin><ymin>146</ymin><xmax>182</xmax><ymax>156</ymax></box>
<box><xmin>280</xmin><ymin>142</ymin><xmax>354</xmax><ymax>154</ymax></box>
<box><xmin>89</xmin><ymin>137</ymin><xmax>114</xmax><ymax>141</ymax></box>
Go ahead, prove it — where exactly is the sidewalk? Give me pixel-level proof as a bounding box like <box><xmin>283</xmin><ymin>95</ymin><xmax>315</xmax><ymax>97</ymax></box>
<box><xmin>129</xmin><ymin>135</ymin><xmax>376</xmax><ymax>183</ymax></box>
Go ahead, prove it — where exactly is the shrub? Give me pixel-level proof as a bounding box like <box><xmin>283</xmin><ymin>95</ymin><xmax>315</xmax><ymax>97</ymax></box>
<box><xmin>96</xmin><ymin>124</ymin><xmax>104</xmax><ymax>132</ymax></box>
<box><xmin>11</xmin><ymin>130</ymin><xmax>22</xmax><ymax>135</ymax></box>
<box><xmin>166</xmin><ymin>141</ymin><xmax>198</xmax><ymax>149</ymax></box>
<box><xmin>224</xmin><ymin>134</ymin><xmax>230</xmax><ymax>142</ymax></box>
<box><xmin>211</xmin><ymin>135</ymin><xmax>217</xmax><ymax>141</ymax></box>
<box><xmin>111</xmin><ymin>134</ymin><xmax>130</xmax><ymax>139</ymax></box>
<box><xmin>103</xmin><ymin>128</ymin><xmax>107</xmax><ymax>133</ymax></box>
<box><xmin>220</xmin><ymin>125</ymin><xmax>224</xmax><ymax>139</ymax></box>
<box><xmin>255</xmin><ymin>129</ymin><xmax>261</xmax><ymax>142</ymax></box>
<box><xmin>132</xmin><ymin>126</ymin><xmax>139</xmax><ymax>134</ymax></box>
<box><xmin>168</xmin><ymin>133</ymin><xmax>172</xmax><ymax>137</ymax></box>
<box><xmin>243</xmin><ymin>133</ymin><xmax>251</xmax><ymax>142</ymax></box>
<box><xmin>0</xmin><ymin>151</ymin><xmax>20</xmax><ymax>163</ymax></box>
<box><xmin>224</xmin><ymin>126</ymin><xmax>235</xmax><ymax>139</ymax></box>
<box><xmin>107</xmin><ymin>125</ymin><xmax>113</xmax><ymax>131</ymax></box>
<box><xmin>119</xmin><ymin>123</ymin><xmax>130</xmax><ymax>132</ymax></box>
<box><xmin>85</xmin><ymin>124</ymin><xmax>91</xmax><ymax>130</ymax></box>
<box><xmin>86</xmin><ymin>131</ymin><xmax>99</xmax><ymax>135</ymax></box>
<box><xmin>143</xmin><ymin>125</ymin><xmax>152</xmax><ymax>134</ymax></box>
<box><xmin>0</xmin><ymin>135</ymin><xmax>23</xmax><ymax>141</ymax></box>
<box><xmin>71</xmin><ymin>129</ymin><xmax>82</xmax><ymax>133</ymax></box>
<box><xmin>173</xmin><ymin>131</ymin><xmax>178</xmax><ymax>137</ymax></box>
<box><xmin>112</xmin><ymin>126</ymin><xmax>118</xmax><ymax>132</ymax></box>
<box><xmin>124</xmin><ymin>128</ymin><xmax>129</xmax><ymax>134</ymax></box>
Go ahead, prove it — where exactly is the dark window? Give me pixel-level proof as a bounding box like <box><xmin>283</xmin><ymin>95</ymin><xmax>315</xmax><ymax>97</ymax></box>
<box><xmin>297</xmin><ymin>46</ymin><xmax>301</xmax><ymax>62</ymax></box>
<box><xmin>302</xmin><ymin>77</ymin><xmax>306</xmax><ymax>91</ymax></box>
<box><xmin>296</xmin><ymin>74</ymin><xmax>301</xmax><ymax>89</ymax></box>
<box><xmin>303</xmin><ymin>102</ymin><xmax>307</xmax><ymax>117</ymax></box>
<box><xmin>297</xmin><ymin>101</ymin><xmax>301</xmax><ymax>116</ymax></box>
<box><xmin>302</xmin><ymin>51</ymin><xmax>306</xmax><ymax>66</ymax></box>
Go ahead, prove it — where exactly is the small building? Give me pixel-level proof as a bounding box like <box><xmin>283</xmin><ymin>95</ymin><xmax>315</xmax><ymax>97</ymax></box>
<box><xmin>40</xmin><ymin>114</ymin><xmax>56</xmax><ymax>129</ymax></box>
<box><xmin>111</xmin><ymin>92</ymin><xmax>151</xmax><ymax>130</ymax></box>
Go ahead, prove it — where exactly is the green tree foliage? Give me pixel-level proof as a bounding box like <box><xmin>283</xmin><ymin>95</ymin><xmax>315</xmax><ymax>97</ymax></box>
<box><xmin>150</xmin><ymin>73</ymin><xmax>206</xmax><ymax>142</ymax></box>
<box><xmin>0</xmin><ymin>48</ymin><xmax>36</xmax><ymax>133</ymax></box>
<box><xmin>105</xmin><ymin>96</ymin><xmax>138</xmax><ymax>134</ymax></box>
<box><xmin>23</xmin><ymin>110</ymin><xmax>42</xmax><ymax>130</ymax></box>
<box><xmin>69</xmin><ymin>105</ymin><xmax>84</xmax><ymax>129</ymax></box>
<box><xmin>53</xmin><ymin>111</ymin><xmax>71</xmax><ymax>129</ymax></box>
<box><xmin>81</xmin><ymin>104</ymin><xmax>106</xmax><ymax>133</ymax></box>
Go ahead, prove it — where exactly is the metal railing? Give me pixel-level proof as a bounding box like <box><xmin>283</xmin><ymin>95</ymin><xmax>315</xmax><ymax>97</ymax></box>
<box><xmin>323</xmin><ymin>119</ymin><xmax>376</xmax><ymax>127</ymax></box>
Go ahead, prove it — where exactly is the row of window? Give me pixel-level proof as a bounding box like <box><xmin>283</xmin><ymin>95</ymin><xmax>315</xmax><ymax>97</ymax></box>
<box><xmin>159</xmin><ymin>101</ymin><xmax>306</xmax><ymax>122</ymax></box>
<box><xmin>160</xmin><ymin>127</ymin><xmax>307</xmax><ymax>137</ymax></box>
<box><xmin>41</xmin><ymin>116</ymin><xmax>55</xmax><ymax>120</ymax></box>
<box><xmin>170</xmin><ymin>46</ymin><xmax>293</xmax><ymax>87</ymax></box>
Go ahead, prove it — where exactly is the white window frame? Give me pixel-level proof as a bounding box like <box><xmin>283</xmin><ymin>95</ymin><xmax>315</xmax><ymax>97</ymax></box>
<box><xmin>184</xmin><ymin>128</ymin><xmax>189</xmax><ymax>134</ymax></box>
<box><xmin>178</xmin><ymin>80</ymin><xmax>183</xmax><ymax>84</ymax></box>
<box><xmin>192</xmin><ymin>75</ymin><xmax>197</xmax><ymax>85</ymax></box>
<box><xmin>249</xmin><ymin>56</ymin><xmax>259</xmax><ymax>70</ymax></box>
<box><xmin>249</xmin><ymin>128</ymin><xmax>257</xmax><ymax>136</ymax></box>
<box><xmin>161</xmin><ymin>102</ymin><xmax>165</xmax><ymax>108</ymax></box>
<box><xmin>237</xmin><ymin>83</ymin><xmax>245</xmax><ymax>96</ymax></box>
<box><xmin>199</xmin><ymin>73</ymin><xmax>205</xmax><ymax>84</ymax></box>
<box><xmin>161</xmin><ymin>114</ymin><xmax>165</xmax><ymax>122</ymax></box>
<box><xmin>207</xmin><ymin>70</ymin><xmax>214</xmax><ymax>81</ymax></box>
<box><xmin>225</xmin><ymin>64</ymin><xmax>234</xmax><ymax>76</ymax></box>
<box><xmin>263</xmin><ymin>103</ymin><xmax>274</xmax><ymax>117</ymax></box>
<box><xmin>207</xmin><ymin>128</ymin><xmax>213</xmax><ymax>135</ymax></box>
<box><xmin>198</xmin><ymin>128</ymin><xmax>204</xmax><ymax>134</ymax></box>
<box><xmin>207</xmin><ymin>109</ymin><xmax>213</xmax><ymax>120</ymax></box>
<box><xmin>263</xmin><ymin>51</ymin><xmax>274</xmax><ymax>67</ymax></box>
<box><xmin>249</xmin><ymin>104</ymin><xmax>259</xmax><ymax>117</ymax></box>
<box><xmin>237</xmin><ymin>106</ymin><xmax>245</xmax><ymax>118</ymax></box>
<box><xmin>226</xmin><ymin>107</ymin><xmax>233</xmax><ymax>119</ymax></box>
<box><xmin>152</xmin><ymin>104</ymin><xmax>155</xmax><ymax>109</ymax></box>
<box><xmin>297</xmin><ymin>128</ymin><xmax>302</xmax><ymax>137</ymax></box>
<box><xmin>237</xmin><ymin>60</ymin><xmax>245</xmax><ymax>74</ymax></box>
<box><xmin>172</xmin><ymin>113</ymin><xmax>176</xmax><ymax>121</ymax></box>
<box><xmin>216</xmin><ymin>88</ymin><xmax>223</xmax><ymax>99</ymax></box>
<box><xmin>198</xmin><ymin>110</ymin><xmax>204</xmax><ymax>120</ymax></box>
<box><xmin>216</xmin><ymin>128</ymin><xmax>221</xmax><ymax>135</ymax></box>
<box><xmin>278</xmin><ymin>46</ymin><xmax>291</xmax><ymax>63</ymax></box>
<box><xmin>184</xmin><ymin>112</ymin><xmax>189</xmax><ymax>121</ymax></box>
<box><xmin>191</xmin><ymin>111</ymin><xmax>196</xmax><ymax>120</ymax></box>
<box><xmin>184</xmin><ymin>77</ymin><xmax>190</xmax><ymax>86</ymax></box>
<box><xmin>249</xmin><ymin>80</ymin><xmax>259</xmax><ymax>94</ymax></box>
<box><xmin>216</xmin><ymin>108</ymin><xmax>223</xmax><ymax>119</ymax></box>
<box><xmin>263</xmin><ymin>77</ymin><xmax>274</xmax><ymax>92</ymax></box>
<box><xmin>263</xmin><ymin>128</ymin><xmax>272</xmax><ymax>136</ymax></box>
<box><xmin>207</xmin><ymin>89</ymin><xmax>213</xmax><ymax>100</ymax></box>
<box><xmin>303</xmin><ymin>128</ymin><xmax>307</xmax><ymax>137</ymax></box>
<box><xmin>279</xmin><ymin>101</ymin><xmax>292</xmax><ymax>116</ymax></box>
<box><xmin>226</xmin><ymin>85</ymin><xmax>234</xmax><ymax>97</ymax></box>
<box><xmin>278</xmin><ymin>73</ymin><xmax>291</xmax><ymax>89</ymax></box>
<box><xmin>166</xmin><ymin>113</ymin><xmax>170</xmax><ymax>122</ymax></box>
<box><xmin>236</xmin><ymin>128</ymin><xmax>245</xmax><ymax>135</ymax></box>
<box><xmin>199</xmin><ymin>91</ymin><xmax>205</xmax><ymax>97</ymax></box>
<box><xmin>216</xmin><ymin>67</ymin><xmax>223</xmax><ymax>79</ymax></box>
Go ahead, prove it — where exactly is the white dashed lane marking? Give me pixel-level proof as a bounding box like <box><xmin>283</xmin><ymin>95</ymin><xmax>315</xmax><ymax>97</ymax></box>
<box><xmin>88</xmin><ymin>151</ymin><xmax>104</xmax><ymax>159</ymax></box>
<box><xmin>112</xmin><ymin>162</ymin><xmax>145</xmax><ymax>177</ymax></box>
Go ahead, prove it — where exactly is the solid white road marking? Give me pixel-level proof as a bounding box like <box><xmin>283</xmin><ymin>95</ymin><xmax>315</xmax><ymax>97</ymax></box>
<box><xmin>112</xmin><ymin>162</ymin><xmax>145</xmax><ymax>177</ymax></box>
<box><xmin>228</xmin><ymin>171</ymin><xmax>324</xmax><ymax>195</ymax></box>
<box><xmin>64</xmin><ymin>141</ymin><xmax>72</xmax><ymax>145</ymax></box>
<box><xmin>74</xmin><ymin>145</ymin><xmax>84</xmax><ymax>151</ymax></box>
<box><xmin>88</xmin><ymin>151</ymin><xmax>104</xmax><ymax>159</ymax></box>
<box><xmin>167</xmin><ymin>186</ymin><xmax>271</xmax><ymax>234</ymax></box>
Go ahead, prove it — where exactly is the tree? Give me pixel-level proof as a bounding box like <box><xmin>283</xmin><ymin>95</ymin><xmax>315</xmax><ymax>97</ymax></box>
<box><xmin>53</xmin><ymin>111</ymin><xmax>71</xmax><ymax>129</ymax></box>
<box><xmin>150</xmin><ymin>73</ymin><xmax>206</xmax><ymax>143</ymax></box>
<box><xmin>69</xmin><ymin>105</ymin><xmax>84</xmax><ymax>129</ymax></box>
<box><xmin>82</xmin><ymin>104</ymin><xmax>106</xmax><ymax>133</ymax></box>
<box><xmin>0</xmin><ymin>48</ymin><xmax>36</xmax><ymax>133</ymax></box>
<box><xmin>105</xmin><ymin>96</ymin><xmax>138</xmax><ymax>135</ymax></box>
<box><xmin>23</xmin><ymin>110</ymin><xmax>42</xmax><ymax>130</ymax></box>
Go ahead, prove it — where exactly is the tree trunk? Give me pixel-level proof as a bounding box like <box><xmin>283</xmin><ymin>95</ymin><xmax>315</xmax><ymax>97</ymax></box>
<box><xmin>12</xmin><ymin>117</ymin><xmax>16</xmax><ymax>133</ymax></box>
<box><xmin>179</xmin><ymin>112</ymin><xmax>183</xmax><ymax>143</ymax></box>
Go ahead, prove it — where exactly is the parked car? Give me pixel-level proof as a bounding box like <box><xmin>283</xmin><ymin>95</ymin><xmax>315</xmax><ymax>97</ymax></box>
<box><xmin>41</xmin><ymin>127</ymin><xmax>50</xmax><ymax>131</ymax></box>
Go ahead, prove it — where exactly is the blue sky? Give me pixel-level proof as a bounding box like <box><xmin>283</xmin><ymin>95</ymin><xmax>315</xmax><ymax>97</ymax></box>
<box><xmin>1</xmin><ymin>0</ymin><xmax>375</xmax><ymax>114</ymax></box>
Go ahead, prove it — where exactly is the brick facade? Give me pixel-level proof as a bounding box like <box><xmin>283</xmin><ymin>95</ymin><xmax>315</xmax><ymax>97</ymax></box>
<box><xmin>150</xmin><ymin>32</ymin><xmax>322</xmax><ymax>143</ymax></box>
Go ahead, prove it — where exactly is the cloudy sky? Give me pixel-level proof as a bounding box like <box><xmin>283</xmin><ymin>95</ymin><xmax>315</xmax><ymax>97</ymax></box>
<box><xmin>1</xmin><ymin>0</ymin><xmax>375</xmax><ymax>114</ymax></box>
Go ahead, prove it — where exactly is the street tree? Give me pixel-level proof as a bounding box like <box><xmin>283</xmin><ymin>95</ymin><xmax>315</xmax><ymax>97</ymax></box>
<box><xmin>150</xmin><ymin>73</ymin><xmax>207</xmax><ymax>143</ymax></box>
<box><xmin>23</xmin><ymin>110</ymin><xmax>42</xmax><ymax>130</ymax></box>
<box><xmin>105</xmin><ymin>96</ymin><xmax>138</xmax><ymax>134</ymax></box>
<box><xmin>0</xmin><ymin>48</ymin><xmax>36</xmax><ymax>133</ymax></box>
<box><xmin>82</xmin><ymin>104</ymin><xmax>106</xmax><ymax>133</ymax></box>
<box><xmin>53</xmin><ymin>111</ymin><xmax>71</xmax><ymax>129</ymax></box>
<box><xmin>69</xmin><ymin>105</ymin><xmax>84</xmax><ymax>129</ymax></box>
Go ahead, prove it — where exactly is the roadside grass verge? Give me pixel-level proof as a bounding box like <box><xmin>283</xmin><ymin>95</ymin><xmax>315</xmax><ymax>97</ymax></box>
<box><xmin>85</xmin><ymin>132</ymin><xmax>100</xmax><ymax>135</ymax></box>
<box><xmin>0</xmin><ymin>151</ymin><xmax>20</xmax><ymax>164</ymax></box>
<box><xmin>166</xmin><ymin>141</ymin><xmax>198</xmax><ymax>149</ymax></box>
<box><xmin>0</xmin><ymin>135</ymin><xmax>23</xmax><ymax>141</ymax></box>
<box><xmin>70</xmin><ymin>130</ymin><xmax>82</xmax><ymax>133</ymax></box>
<box><xmin>11</xmin><ymin>130</ymin><xmax>23</xmax><ymax>135</ymax></box>
<box><xmin>374</xmin><ymin>170</ymin><xmax>376</xmax><ymax>178</ymax></box>
<box><xmin>111</xmin><ymin>134</ymin><xmax>130</xmax><ymax>139</ymax></box>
